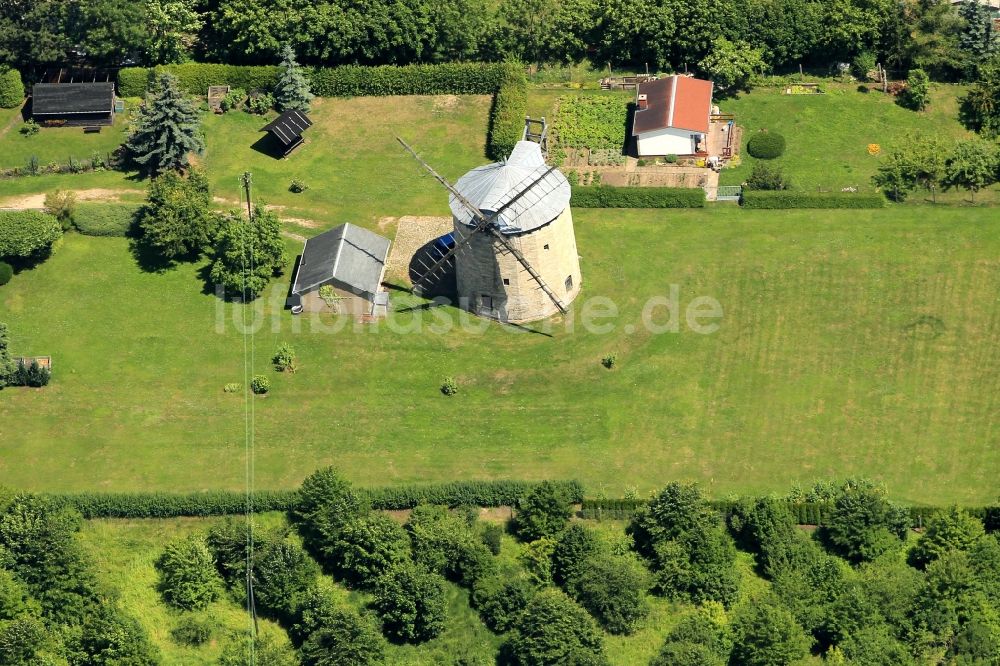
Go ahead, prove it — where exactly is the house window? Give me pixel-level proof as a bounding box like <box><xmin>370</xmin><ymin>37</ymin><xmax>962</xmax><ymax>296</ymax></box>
<box><xmin>502</xmin><ymin>278</ymin><xmax>510</xmax><ymax>285</ymax></box>
<box><xmin>565</xmin><ymin>275</ymin><xmax>573</xmax><ymax>292</ymax></box>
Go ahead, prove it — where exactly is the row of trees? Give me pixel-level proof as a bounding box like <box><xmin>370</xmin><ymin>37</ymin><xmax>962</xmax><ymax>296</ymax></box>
<box><xmin>2</xmin><ymin>0</ymin><xmax>997</xmax><ymax>80</ymax></box>
<box><xmin>873</xmin><ymin>135</ymin><xmax>1000</xmax><ymax>202</ymax></box>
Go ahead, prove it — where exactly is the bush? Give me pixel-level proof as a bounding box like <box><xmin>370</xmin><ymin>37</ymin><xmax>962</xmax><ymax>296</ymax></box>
<box><xmin>744</xmin><ymin>162</ymin><xmax>792</xmax><ymax>191</ymax></box>
<box><xmin>729</xmin><ymin>596</ymin><xmax>811</xmax><ymax>666</ymax></box>
<box><xmin>156</xmin><ymin>536</ymin><xmax>220</xmax><ymax>610</ymax></box>
<box><xmin>329</xmin><ymin>514</ymin><xmax>411</xmax><ymax>587</ymax></box>
<box><xmin>487</xmin><ymin>67</ymin><xmax>528</xmax><ymax>161</ymax></box>
<box><xmin>19</xmin><ymin>120</ymin><xmax>38</xmax><ymax>136</ymax></box>
<box><xmin>552</xmin><ymin>524</ymin><xmax>601</xmax><ymax>587</ymax></box>
<box><xmin>170</xmin><ymin>616</ymin><xmax>215</xmax><ymax>646</ymax></box>
<box><xmin>272</xmin><ymin>342</ymin><xmax>296</xmax><ymax>372</ymax></box>
<box><xmin>440</xmin><ymin>377</ymin><xmax>458</xmax><ymax>395</ymax></box>
<box><xmin>73</xmin><ymin>204</ymin><xmax>142</xmax><ymax>237</ymax></box>
<box><xmin>746</xmin><ymin>132</ymin><xmax>786</xmax><ymax>159</ymax></box>
<box><xmin>0</xmin><ymin>211</ymin><xmax>61</xmax><ymax>259</ymax></box>
<box><xmin>739</xmin><ymin>190</ymin><xmax>885</xmax><ymax>209</ymax></box>
<box><xmin>43</xmin><ymin>190</ymin><xmax>76</xmax><ymax>230</ymax></box>
<box><xmin>571</xmin><ymin>186</ymin><xmax>705</xmax><ymax>208</ymax></box>
<box><xmin>820</xmin><ymin>479</ymin><xmax>909</xmax><ymax>563</ymax></box>
<box><xmin>481</xmin><ymin>523</ymin><xmax>503</xmax><ymax>555</ymax></box>
<box><xmin>250</xmin><ymin>374</ymin><xmax>270</xmax><ymax>394</ymax></box>
<box><xmin>601</xmin><ymin>353</ymin><xmax>616</xmax><ymax>369</ymax></box>
<box><xmin>289</xmin><ymin>179</ymin><xmax>308</xmax><ymax>193</ymax></box>
<box><xmin>515</xmin><ymin>481</ymin><xmax>573</xmax><ymax>541</ymax></box>
<box><xmin>665</xmin><ymin>154</ymin><xmax>679</xmax><ymax>164</ymax></box>
<box><xmin>406</xmin><ymin>504</ymin><xmax>495</xmax><ymax>587</ymax></box>
<box><xmin>300</xmin><ymin>605</ymin><xmax>386</xmax><ymax>666</ymax></box>
<box><xmin>570</xmin><ymin>553</ymin><xmax>649</xmax><ymax>634</ymax></box>
<box><xmin>247</xmin><ymin>92</ymin><xmax>274</xmax><ymax>115</ymax></box>
<box><xmin>372</xmin><ymin>564</ymin><xmax>447</xmax><ymax>643</ymax></box>
<box><xmin>219</xmin><ymin>87</ymin><xmax>246</xmax><ymax>112</ymax></box>
<box><xmin>0</xmin><ymin>68</ymin><xmax>24</xmax><ymax>108</ymax></box>
<box><xmin>505</xmin><ymin>588</ymin><xmax>607</xmax><ymax>665</ymax></box>
<box><xmin>0</xmin><ymin>262</ymin><xmax>11</xmax><ymax>286</ymax></box>
<box><xmin>471</xmin><ymin>575</ymin><xmax>536</xmax><ymax>632</ymax></box>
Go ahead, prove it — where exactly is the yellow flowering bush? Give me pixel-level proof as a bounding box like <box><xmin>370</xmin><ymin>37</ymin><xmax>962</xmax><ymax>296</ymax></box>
<box><xmin>867</xmin><ymin>143</ymin><xmax>881</xmax><ymax>156</ymax></box>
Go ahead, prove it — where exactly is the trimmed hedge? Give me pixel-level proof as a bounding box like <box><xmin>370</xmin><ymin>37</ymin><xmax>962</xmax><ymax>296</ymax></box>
<box><xmin>0</xmin><ymin>210</ymin><xmax>62</xmax><ymax>258</ymax></box>
<box><xmin>72</xmin><ymin>203</ymin><xmax>142</xmax><ymax>237</ymax></box>
<box><xmin>746</xmin><ymin>132</ymin><xmax>786</xmax><ymax>159</ymax></box>
<box><xmin>486</xmin><ymin>66</ymin><xmax>528</xmax><ymax>160</ymax></box>
<box><xmin>0</xmin><ymin>67</ymin><xmax>24</xmax><ymax>108</ymax></box>
<box><xmin>571</xmin><ymin>185</ymin><xmax>706</xmax><ymax>208</ymax></box>
<box><xmin>740</xmin><ymin>190</ymin><xmax>885</xmax><ymax>209</ymax></box>
<box><xmin>49</xmin><ymin>480</ymin><xmax>584</xmax><ymax>519</ymax></box>
<box><xmin>119</xmin><ymin>62</ymin><xmax>521</xmax><ymax>98</ymax></box>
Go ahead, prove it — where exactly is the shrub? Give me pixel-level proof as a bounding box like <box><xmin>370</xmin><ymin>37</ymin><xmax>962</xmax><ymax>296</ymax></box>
<box><xmin>820</xmin><ymin>479</ymin><xmax>909</xmax><ymax>563</ymax></box>
<box><xmin>900</xmin><ymin>68</ymin><xmax>930</xmax><ymax>111</ymax></box>
<box><xmin>218</xmin><ymin>634</ymin><xmax>298</xmax><ymax>666</ymax></box>
<box><xmin>19</xmin><ymin>120</ymin><xmax>38</xmax><ymax>136</ymax></box>
<box><xmin>487</xmin><ymin>67</ymin><xmax>528</xmax><ymax>161</ymax></box>
<box><xmin>481</xmin><ymin>523</ymin><xmax>503</xmax><ymax>556</ymax></box>
<box><xmin>156</xmin><ymin>536</ymin><xmax>220</xmax><ymax>610</ymax></box>
<box><xmin>250</xmin><ymin>374</ymin><xmax>270</xmax><ymax>394</ymax></box>
<box><xmin>505</xmin><ymin>588</ymin><xmax>607</xmax><ymax>665</ymax></box>
<box><xmin>0</xmin><ymin>211</ymin><xmax>61</xmax><ymax>258</ymax></box>
<box><xmin>746</xmin><ymin>131</ymin><xmax>786</xmax><ymax>159</ymax></box>
<box><xmin>665</xmin><ymin>154</ymin><xmax>679</xmax><ymax>164</ymax></box>
<box><xmin>170</xmin><ymin>616</ymin><xmax>215</xmax><ymax>646</ymax></box>
<box><xmin>552</xmin><ymin>524</ymin><xmax>601</xmax><ymax>588</ymax></box>
<box><xmin>43</xmin><ymin>190</ymin><xmax>76</xmax><ymax>231</ymax></box>
<box><xmin>852</xmin><ymin>51</ymin><xmax>877</xmax><ymax>80</ymax></box>
<box><xmin>372</xmin><ymin>564</ymin><xmax>447</xmax><ymax>643</ymax></box>
<box><xmin>9</xmin><ymin>360</ymin><xmax>51</xmax><ymax>387</ymax></box>
<box><xmin>908</xmin><ymin>506</ymin><xmax>985</xmax><ymax>569</ymax></box>
<box><xmin>569</xmin><ymin>553</ymin><xmax>649</xmax><ymax>634</ymax></box>
<box><xmin>730</xmin><ymin>596</ymin><xmax>812</xmax><ymax>666</ymax></box>
<box><xmin>515</xmin><ymin>481</ymin><xmax>573</xmax><ymax>541</ymax></box>
<box><xmin>300</xmin><ymin>605</ymin><xmax>386</xmax><ymax>666</ymax></box>
<box><xmin>601</xmin><ymin>353</ymin><xmax>616</xmax><ymax>369</ymax></box>
<box><xmin>471</xmin><ymin>575</ymin><xmax>536</xmax><ymax>632</ymax></box>
<box><xmin>406</xmin><ymin>504</ymin><xmax>495</xmax><ymax>587</ymax></box>
<box><xmin>571</xmin><ymin>186</ymin><xmax>705</xmax><ymax>208</ymax></box>
<box><xmin>72</xmin><ymin>204</ymin><xmax>141</xmax><ymax>237</ymax></box>
<box><xmin>219</xmin><ymin>87</ymin><xmax>246</xmax><ymax>112</ymax></box>
<box><xmin>329</xmin><ymin>514</ymin><xmax>411</xmax><ymax>587</ymax></box>
<box><xmin>247</xmin><ymin>92</ymin><xmax>274</xmax><ymax>115</ymax></box>
<box><xmin>118</xmin><ymin>64</ymin><xmax>281</xmax><ymax>97</ymax></box>
<box><xmin>223</xmin><ymin>383</ymin><xmax>240</xmax><ymax>393</ymax></box>
<box><xmin>744</xmin><ymin>162</ymin><xmax>792</xmax><ymax>191</ymax></box>
<box><xmin>440</xmin><ymin>377</ymin><xmax>458</xmax><ymax>395</ymax></box>
<box><xmin>289</xmin><ymin>179</ymin><xmax>308</xmax><ymax>193</ymax></box>
<box><xmin>272</xmin><ymin>342</ymin><xmax>296</xmax><ymax>372</ymax></box>
<box><xmin>739</xmin><ymin>191</ymin><xmax>884</xmax><ymax>209</ymax></box>
<box><xmin>0</xmin><ymin>262</ymin><xmax>11</xmax><ymax>286</ymax></box>
<box><xmin>0</xmin><ymin>68</ymin><xmax>23</xmax><ymax>108</ymax></box>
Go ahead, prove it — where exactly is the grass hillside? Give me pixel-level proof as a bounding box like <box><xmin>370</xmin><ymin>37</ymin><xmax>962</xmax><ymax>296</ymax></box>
<box><xmin>3</xmin><ymin>206</ymin><xmax>999</xmax><ymax>503</ymax></box>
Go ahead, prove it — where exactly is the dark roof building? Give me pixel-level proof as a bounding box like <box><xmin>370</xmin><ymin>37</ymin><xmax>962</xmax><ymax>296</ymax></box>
<box><xmin>31</xmin><ymin>82</ymin><xmax>116</xmax><ymax>126</ymax></box>
<box><xmin>262</xmin><ymin>109</ymin><xmax>312</xmax><ymax>155</ymax></box>
<box><xmin>292</xmin><ymin>223</ymin><xmax>391</xmax><ymax>302</ymax></box>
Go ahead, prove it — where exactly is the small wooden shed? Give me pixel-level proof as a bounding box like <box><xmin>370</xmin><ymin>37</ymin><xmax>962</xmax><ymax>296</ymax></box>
<box><xmin>291</xmin><ymin>224</ymin><xmax>391</xmax><ymax>316</ymax></box>
<box><xmin>261</xmin><ymin>109</ymin><xmax>312</xmax><ymax>155</ymax></box>
<box><xmin>31</xmin><ymin>83</ymin><xmax>116</xmax><ymax>126</ymax></box>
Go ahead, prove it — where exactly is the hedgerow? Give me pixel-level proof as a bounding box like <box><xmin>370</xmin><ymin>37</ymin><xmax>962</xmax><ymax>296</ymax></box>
<box><xmin>118</xmin><ymin>64</ymin><xmax>280</xmax><ymax>97</ymax></box>
<box><xmin>486</xmin><ymin>66</ymin><xmax>528</xmax><ymax>160</ymax></box>
<box><xmin>740</xmin><ymin>190</ymin><xmax>885</xmax><ymax>209</ymax></box>
<box><xmin>50</xmin><ymin>480</ymin><xmax>584</xmax><ymax>519</ymax></box>
<box><xmin>72</xmin><ymin>204</ymin><xmax>142</xmax><ymax>237</ymax></box>
<box><xmin>571</xmin><ymin>185</ymin><xmax>706</xmax><ymax>208</ymax></box>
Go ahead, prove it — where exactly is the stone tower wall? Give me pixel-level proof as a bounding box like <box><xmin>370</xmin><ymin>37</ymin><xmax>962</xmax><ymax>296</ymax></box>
<box><xmin>454</xmin><ymin>206</ymin><xmax>582</xmax><ymax>322</ymax></box>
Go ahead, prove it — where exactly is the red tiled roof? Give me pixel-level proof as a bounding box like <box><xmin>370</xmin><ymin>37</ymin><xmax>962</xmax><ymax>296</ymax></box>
<box><xmin>632</xmin><ymin>76</ymin><xmax>713</xmax><ymax>136</ymax></box>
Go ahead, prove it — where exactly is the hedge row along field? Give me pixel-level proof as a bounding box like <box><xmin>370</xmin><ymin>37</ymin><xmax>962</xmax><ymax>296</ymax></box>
<box><xmin>571</xmin><ymin>185</ymin><xmax>706</xmax><ymax>208</ymax></box>
<box><xmin>119</xmin><ymin>62</ymin><xmax>526</xmax><ymax>161</ymax></box>
<box><xmin>52</xmin><ymin>479</ymin><xmax>585</xmax><ymax>518</ymax></box>
<box><xmin>740</xmin><ymin>190</ymin><xmax>886</xmax><ymax>208</ymax></box>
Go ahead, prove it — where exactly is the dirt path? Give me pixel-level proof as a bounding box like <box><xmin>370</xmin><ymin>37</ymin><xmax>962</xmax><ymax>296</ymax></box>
<box><xmin>0</xmin><ymin>188</ymin><xmax>143</xmax><ymax>210</ymax></box>
<box><xmin>0</xmin><ymin>110</ymin><xmax>23</xmax><ymax>141</ymax></box>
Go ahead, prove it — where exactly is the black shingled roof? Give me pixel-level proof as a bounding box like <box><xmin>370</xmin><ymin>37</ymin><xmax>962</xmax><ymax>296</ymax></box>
<box><xmin>261</xmin><ymin>109</ymin><xmax>312</xmax><ymax>146</ymax></box>
<box><xmin>32</xmin><ymin>83</ymin><xmax>115</xmax><ymax>115</ymax></box>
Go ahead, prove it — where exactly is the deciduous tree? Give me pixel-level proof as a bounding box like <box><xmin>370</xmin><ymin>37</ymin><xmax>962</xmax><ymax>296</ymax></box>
<box><xmin>208</xmin><ymin>205</ymin><xmax>286</xmax><ymax>299</ymax></box>
<box><xmin>943</xmin><ymin>138</ymin><xmax>998</xmax><ymax>201</ymax></box>
<box><xmin>139</xmin><ymin>169</ymin><xmax>217</xmax><ymax>260</ymax></box>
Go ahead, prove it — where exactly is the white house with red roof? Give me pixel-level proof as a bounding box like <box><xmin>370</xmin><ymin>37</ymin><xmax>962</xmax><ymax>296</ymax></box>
<box><xmin>632</xmin><ymin>75</ymin><xmax>714</xmax><ymax>157</ymax></box>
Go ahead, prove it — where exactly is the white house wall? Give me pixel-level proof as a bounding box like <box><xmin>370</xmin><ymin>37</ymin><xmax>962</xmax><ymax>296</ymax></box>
<box><xmin>636</xmin><ymin>127</ymin><xmax>700</xmax><ymax>156</ymax></box>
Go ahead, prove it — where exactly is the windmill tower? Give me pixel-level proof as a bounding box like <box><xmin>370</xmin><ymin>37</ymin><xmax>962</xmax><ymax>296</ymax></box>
<box><xmin>399</xmin><ymin>139</ymin><xmax>582</xmax><ymax>323</ymax></box>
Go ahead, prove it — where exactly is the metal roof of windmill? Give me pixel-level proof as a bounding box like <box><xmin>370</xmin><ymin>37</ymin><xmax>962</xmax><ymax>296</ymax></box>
<box><xmin>450</xmin><ymin>141</ymin><xmax>570</xmax><ymax>234</ymax></box>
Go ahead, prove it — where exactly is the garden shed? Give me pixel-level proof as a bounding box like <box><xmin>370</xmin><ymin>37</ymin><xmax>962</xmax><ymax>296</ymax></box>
<box><xmin>291</xmin><ymin>223</ymin><xmax>391</xmax><ymax>316</ymax></box>
<box><xmin>31</xmin><ymin>82</ymin><xmax>116</xmax><ymax>126</ymax></box>
<box><xmin>261</xmin><ymin>109</ymin><xmax>312</xmax><ymax>155</ymax></box>
<box><xmin>632</xmin><ymin>76</ymin><xmax>713</xmax><ymax>157</ymax></box>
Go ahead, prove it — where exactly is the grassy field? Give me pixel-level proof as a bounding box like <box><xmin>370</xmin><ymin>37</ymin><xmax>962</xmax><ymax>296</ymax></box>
<box><xmin>3</xmin><ymin>206</ymin><xmax>1000</xmax><ymax>504</ymax></box>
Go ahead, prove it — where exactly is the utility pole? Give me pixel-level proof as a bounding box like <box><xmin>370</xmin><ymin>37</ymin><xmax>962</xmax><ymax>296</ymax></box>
<box><xmin>241</xmin><ymin>171</ymin><xmax>253</xmax><ymax>222</ymax></box>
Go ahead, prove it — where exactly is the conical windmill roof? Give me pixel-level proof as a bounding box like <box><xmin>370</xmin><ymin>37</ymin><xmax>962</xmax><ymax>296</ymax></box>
<box><xmin>450</xmin><ymin>141</ymin><xmax>570</xmax><ymax>234</ymax></box>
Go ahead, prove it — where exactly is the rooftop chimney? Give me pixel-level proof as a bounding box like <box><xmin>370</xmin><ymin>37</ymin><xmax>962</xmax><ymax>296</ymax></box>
<box><xmin>637</xmin><ymin>93</ymin><xmax>648</xmax><ymax>111</ymax></box>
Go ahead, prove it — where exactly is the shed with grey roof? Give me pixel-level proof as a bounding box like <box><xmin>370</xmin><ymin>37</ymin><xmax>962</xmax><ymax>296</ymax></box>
<box><xmin>291</xmin><ymin>223</ymin><xmax>391</xmax><ymax>316</ymax></box>
<box><xmin>31</xmin><ymin>82</ymin><xmax>116</xmax><ymax>126</ymax></box>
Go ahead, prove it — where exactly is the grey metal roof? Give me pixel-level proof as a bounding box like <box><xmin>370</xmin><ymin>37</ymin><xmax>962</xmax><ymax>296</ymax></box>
<box><xmin>262</xmin><ymin>109</ymin><xmax>312</xmax><ymax>146</ymax></box>
<box><xmin>292</xmin><ymin>223</ymin><xmax>390</xmax><ymax>299</ymax></box>
<box><xmin>32</xmin><ymin>83</ymin><xmax>114</xmax><ymax>115</ymax></box>
<box><xmin>449</xmin><ymin>141</ymin><xmax>570</xmax><ymax>234</ymax></box>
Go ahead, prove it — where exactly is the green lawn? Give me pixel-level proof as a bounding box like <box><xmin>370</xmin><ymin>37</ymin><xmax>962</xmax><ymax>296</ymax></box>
<box><xmin>3</xmin><ymin>206</ymin><xmax>1000</xmax><ymax>504</ymax></box>
<box><xmin>0</xmin><ymin>103</ymin><xmax>134</xmax><ymax>170</ymax></box>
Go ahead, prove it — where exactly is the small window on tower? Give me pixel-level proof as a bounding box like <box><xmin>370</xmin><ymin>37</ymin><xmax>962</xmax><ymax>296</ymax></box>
<box><xmin>543</xmin><ymin>244</ymin><xmax>550</xmax><ymax>250</ymax></box>
<box><xmin>502</xmin><ymin>278</ymin><xmax>510</xmax><ymax>285</ymax></box>
<box><xmin>565</xmin><ymin>275</ymin><xmax>574</xmax><ymax>291</ymax></box>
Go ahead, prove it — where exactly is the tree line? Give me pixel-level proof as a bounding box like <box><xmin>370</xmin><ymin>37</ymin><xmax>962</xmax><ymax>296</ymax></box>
<box><xmin>2</xmin><ymin>0</ymin><xmax>997</xmax><ymax>81</ymax></box>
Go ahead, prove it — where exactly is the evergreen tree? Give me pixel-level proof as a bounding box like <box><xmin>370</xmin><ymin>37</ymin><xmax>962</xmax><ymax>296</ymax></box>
<box><xmin>126</xmin><ymin>73</ymin><xmax>204</xmax><ymax>176</ymax></box>
<box><xmin>208</xmin><ymin>204</ymin><xmax>286</xmax><ymax>299</ymax></box>
<box><xmin>274</xmin><ymin>45</ymin><xmax>313</xmax><ymax>112</ymax></box>
<box><xmin>959</xmin><ymin>0</ymin><xmax>1000</xmax><ymax>78</ymax></box>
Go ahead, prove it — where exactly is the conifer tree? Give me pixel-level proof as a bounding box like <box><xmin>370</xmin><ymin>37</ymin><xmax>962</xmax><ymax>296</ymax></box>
<box><xmin>126</xmin><ymin>73</ymin><xmax>204</xmax><ymax>176</ymax></box>
<box><xmin>274</xmin><ymin>45</ymin><xmax>313</xmax><ymax>113</ymax></box>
